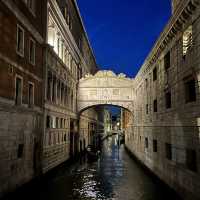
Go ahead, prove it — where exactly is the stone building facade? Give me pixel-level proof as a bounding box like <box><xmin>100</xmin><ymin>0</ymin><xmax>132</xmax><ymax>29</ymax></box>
<box><xmin>0</xmin><ymin>0</ymin><xmax>47</xmax><ymax>197</ymax></box>
<box><xmin>42</xmin><ymin>0</ymin><xmax>104</xmax><ymax>173</ymax></box>
<box><xmin>125</xmin><ymin>0</ymin><xmax>200</xmax><ymax>199</ymax></box>
<box><xmin>0</xmin><ymin>0</ymin><xmax>104</xmax><ymax>197</ymax></box>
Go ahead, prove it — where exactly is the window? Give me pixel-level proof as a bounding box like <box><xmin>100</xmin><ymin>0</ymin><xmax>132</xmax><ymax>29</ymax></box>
<box><xmin>17</xmin><ymin>144</ymin><xmax>24</xmax><ymax>158</ymax></box>
<box><xmin>153</xmin><ymin>140</ymin><xmax>157</xmax><ymax>152</ymax></box>
<box><xmin>46</xmin><ymin>115</ymin><xmax>51</xmax><ymax>128</ymax></box>
<box><xmin>164</xmin><ymin>51</ymin><xmax>171</xmax><ymax>70</ymax></box>
<box><xmin>64</xmin><ymin>133</ymin><xmax>67</xmax><ymax>142</ymax></box>
<box><xmin>153</xmin><ymin>67</ymin><xmax>157</xmax><ymax>81</ymax></box>
<box><xmin>15</xmin><ymin>76</ymin><xmax>23</xmax><ymax>105</ymax></box>
<box><xmin>153</xmin><ymin>99</ymin><xmax>157</xmax><ymax>112</ymax></box>
<box><xmin>165</xmin><ymin>91</ymin><xmax>171</xmax><ymax>109</ymax></box>
<box><xmin>186</xmin><ymin>149</ymin><xmax>197</xmax><ymax>172</ymax></box>
<box><xmin>165</xmin><ymin>143</ymin><xmax>172</xmax><ymax>160</ymax></box>
<box><xmin>28</xmin><ymin>82</ymin><xmax>34</xmax><ymax>107</ymax></box>
<box><xmin>183</xmin><ymin>26</ymin><xmax>192</xmax><ymax>57</ymax></box>
<box><xmin>145</xmin><ymin>138</ymin><xmax>148</xmax><ymax>148</ymax></box>
<box><xmin>146</xmin><ymin>104</ymin><xmax>149</xmax><ymax>115</ymax></box>
<box><xmin>184</xmin><ymin>78</ymin><xmax>196</xmax><ymax>103</ymax></box>
<box><xmin>16</xmin><ymin>25</ymin><xmax>24</xmax><ymax>56</ymax></box>
<box><xmin>23</xmin><ymin>0</ymin><xmax>35</xmax><ymax>13</ymax></box>
<box><xmin>145</xmin><ymin>78</ymin><xmax>148</xmax><ymax>88</ymax></box>
<box><xmin>57</xmin><ymin>37</ymin><xmax>60</xmax><ymax>56</ymax></box>
<box><xmin>29</xmin><ymin>38</ymin><xmax>35</xmax><ymax>65</ymax></box>
<box><xmin>56</xmin><ymin>117</ymin><xmax>59</xmax><ymax>129</ymax></box>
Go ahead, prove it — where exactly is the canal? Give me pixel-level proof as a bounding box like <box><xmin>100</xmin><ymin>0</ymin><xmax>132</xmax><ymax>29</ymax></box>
<box><xmin>4</xmin><ymin>135</ymin><xmax>181</xmax><ymax>200</ymax></box>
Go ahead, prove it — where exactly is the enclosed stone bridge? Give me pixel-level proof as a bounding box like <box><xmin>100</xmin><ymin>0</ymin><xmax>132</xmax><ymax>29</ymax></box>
<box><xmin>77</xmin><ymin>70</ymin><xmax>135</xmax><ymax>113</ymax></box>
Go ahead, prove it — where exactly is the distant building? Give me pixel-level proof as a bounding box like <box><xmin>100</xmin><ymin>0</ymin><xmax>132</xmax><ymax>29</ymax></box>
<box><xmin>121</xmin><ymin>109</ymin><xmax>132</xmax><ymax>131</ymax></box>
<box><xmin>103</xmin><ymin>108</ymin><xmax>112</xmax><ymax>135</ymax></box>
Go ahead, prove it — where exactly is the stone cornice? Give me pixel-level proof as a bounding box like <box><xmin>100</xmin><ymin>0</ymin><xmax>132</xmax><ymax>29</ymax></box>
<box><xmin>135</xmin><ymin>0</ymin><xmax>199</xmax><ymax>84</ymax></box>
<box><xmin>80</xmin><ymin>70</ymin><xmax>134</xmax><ymax>82</ymax></box>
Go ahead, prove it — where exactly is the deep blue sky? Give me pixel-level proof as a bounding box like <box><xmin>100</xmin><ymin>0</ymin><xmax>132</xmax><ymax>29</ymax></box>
<box><xmin>76</xmin><ymin>0</ymin><xmax>171</xmax><ymax>78</ymax></box>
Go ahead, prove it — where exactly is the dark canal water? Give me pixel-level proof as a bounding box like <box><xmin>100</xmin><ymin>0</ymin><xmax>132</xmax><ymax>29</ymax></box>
<box><xmin>4</xmin><ymin>136</ymin><xmax>181</xmax><ymax>200</ymax></box>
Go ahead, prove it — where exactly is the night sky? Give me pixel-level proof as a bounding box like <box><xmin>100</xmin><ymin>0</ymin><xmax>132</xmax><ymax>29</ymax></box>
<box><xmin>76</xmin><ymin>0</ymin><xmax>171</xmax><ymax>78</ymax></box>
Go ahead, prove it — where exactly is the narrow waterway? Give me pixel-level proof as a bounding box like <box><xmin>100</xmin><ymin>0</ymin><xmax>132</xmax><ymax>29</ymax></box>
<box><xmin>4</xmin><ymin>136</ymin><xmax>181</xmax><ymax>200</ymax></box>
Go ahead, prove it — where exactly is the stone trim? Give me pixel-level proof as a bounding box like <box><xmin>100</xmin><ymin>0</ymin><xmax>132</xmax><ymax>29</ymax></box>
<box><xmin>0</xmin><ymin>52</ymin><xmax>42</xmax><ymax>82</ymax></box>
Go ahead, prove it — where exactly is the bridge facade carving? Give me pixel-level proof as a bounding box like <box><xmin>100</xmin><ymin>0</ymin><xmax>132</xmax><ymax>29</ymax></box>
<box><xmin>77</xmin><ymin>70</ymin><xmax>135</xmax><ymax>113</ymax></box>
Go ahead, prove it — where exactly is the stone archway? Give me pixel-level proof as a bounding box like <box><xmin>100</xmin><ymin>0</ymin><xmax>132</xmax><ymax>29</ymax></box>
<box><xmin>77</xmin><ymin>70</ymin><xmax>135</xmax><ymax>113</ymax></box>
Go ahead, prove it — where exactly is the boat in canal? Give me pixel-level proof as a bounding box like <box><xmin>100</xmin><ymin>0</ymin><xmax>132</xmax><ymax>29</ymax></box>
<box><xmin>86</xmin><ymin>145</ymin><xmax>100</xmax><ymax>162</ymax></box>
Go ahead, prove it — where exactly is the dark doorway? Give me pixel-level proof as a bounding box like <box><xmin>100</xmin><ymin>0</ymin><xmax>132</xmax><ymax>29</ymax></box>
<box><xmin>80</xmin><ymin>140</ymin><xmax>83</xmax><ymax>153</ymax></box>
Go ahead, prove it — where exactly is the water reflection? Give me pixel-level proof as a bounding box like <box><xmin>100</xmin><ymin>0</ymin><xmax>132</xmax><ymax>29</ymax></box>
<box><xmin>4</xmin><ymin>135</ymin><xmax>181</xmax><ymax>200</ymax></box>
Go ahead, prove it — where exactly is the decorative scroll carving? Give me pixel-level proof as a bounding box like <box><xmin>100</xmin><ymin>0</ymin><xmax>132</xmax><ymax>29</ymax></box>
<box><xmin>78</xmin><ymin>70</ymin><xmax>135</xmax><ymax>113</ymax></box>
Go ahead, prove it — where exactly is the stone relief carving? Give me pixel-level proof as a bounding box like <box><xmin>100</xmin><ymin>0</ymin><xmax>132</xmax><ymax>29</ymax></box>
<box><xmin>80</xmin><ymin>70</ymin><xmax>133</xmax><ymax>81</ymax></box>
<box><xmin>78</xmin><ymin>70</ymin><xmax>134</xmax><ymax>113</ymax></box>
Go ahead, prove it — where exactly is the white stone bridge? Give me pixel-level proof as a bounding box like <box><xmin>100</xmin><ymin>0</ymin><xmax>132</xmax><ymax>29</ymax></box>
<box><xmin>77</xmin><ymin>70</ymin><xmax>135</xmax><ymax>113</ymax></box>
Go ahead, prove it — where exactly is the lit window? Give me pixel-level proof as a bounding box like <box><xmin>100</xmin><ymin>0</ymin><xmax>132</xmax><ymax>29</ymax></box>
<box><xmin>183</xmin><ymin>26</ymin><xmax>192</xmax><ymax>57</ymax></box>
<box><xmin>16</xmin><ymin>25</ymin><xmax>24</xmax><ymax>56</ymax></box>
<box><xmin>29</xmin><ymin>38</ymin><xmax>35</xmax><ymax>65</ymax></box>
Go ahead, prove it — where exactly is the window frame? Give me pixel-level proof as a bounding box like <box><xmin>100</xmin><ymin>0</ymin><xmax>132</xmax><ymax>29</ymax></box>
<box><xmin>29</xmin><ymin>38</ymin><xmax>36</xmax><ymax>66</ymax></box>
<box><xmin>16</xmin><ymin>24</ymin><xmax>25</xmax><ymax>57</ymax></box>
<box><xmin>28</xmin><ymin>81</ymin><xmax>34</xmax><ymax>107</ymax></box>
<box><xmin>15</xmin><ymin>75</ymin><xmax>23</xmax><ymax>106</ymax></box>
